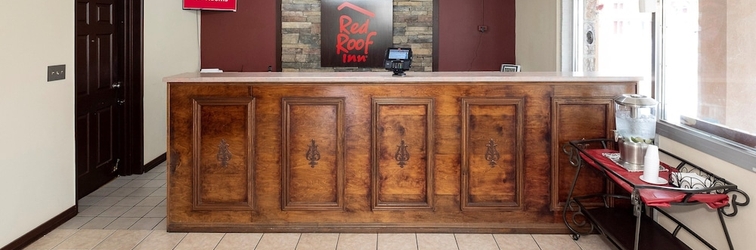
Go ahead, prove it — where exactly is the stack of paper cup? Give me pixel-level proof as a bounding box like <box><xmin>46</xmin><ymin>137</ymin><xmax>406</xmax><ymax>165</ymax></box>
<box><xmin>643</xmin><ymin>145</ymin><xmax>660</xmax><ymax>182</ymax></box>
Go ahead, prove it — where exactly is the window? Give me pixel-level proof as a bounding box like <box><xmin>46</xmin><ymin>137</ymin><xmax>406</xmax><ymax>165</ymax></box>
<box><xmin>570</xmin><ymin>0</ymin><xmax>756</xmax><ymax>170</ymax></box>
<box><xmin>656</xmin><ymin>0</ymin><xmax>756</xmax><ymax>168</ymax></box>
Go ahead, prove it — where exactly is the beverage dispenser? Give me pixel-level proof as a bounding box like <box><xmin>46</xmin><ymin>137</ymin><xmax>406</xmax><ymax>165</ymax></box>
<box><xmin>613</xmin><ymin>94</ymin><xmax>658</xmax><ymax>171</ymax></box>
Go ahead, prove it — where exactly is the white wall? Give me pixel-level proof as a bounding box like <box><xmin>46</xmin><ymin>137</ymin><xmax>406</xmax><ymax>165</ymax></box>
<box><xmin>657</xmin><ymin>136</ymin><xmax>755</xmax><ymax>250</ymax></box>
<box><xmin>0</xmin><ymin>0</ymin><xmax>75</xmax><ymax>246</ymax></box>
<box><xmin>516</xmin><ymin>0</ymin><xmax>561</xmax><ymax>71</ymax></box>
<box><xmin>0</xmin><ymin>0</ymin><xmax>199</xmax><ymax>246</ymax></box>
<box><xmin>143</xmin><ymin>0</ymin><xmax>200</xmax><ymax>162</ymax></box>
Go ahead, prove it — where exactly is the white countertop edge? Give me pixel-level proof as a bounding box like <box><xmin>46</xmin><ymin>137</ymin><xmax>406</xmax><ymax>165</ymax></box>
<box><xmin>164</xmin><ymin>71</ymin><xmax>643</xmax><ymax>83</ymax></box>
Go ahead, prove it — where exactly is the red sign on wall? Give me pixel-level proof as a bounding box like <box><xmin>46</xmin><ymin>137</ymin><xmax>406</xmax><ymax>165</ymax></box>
<box><xmin>183</xmin><ymin>0</ymin><xmax>237</xmax><ymax>11</ymax></box>
<box><xmin>321</xmin><ymin>0</ymin><xmax>393</xmax><ymax>68</ymax></box>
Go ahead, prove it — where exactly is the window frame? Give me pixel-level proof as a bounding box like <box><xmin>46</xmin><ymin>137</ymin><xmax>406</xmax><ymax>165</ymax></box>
<box><xmin>657</xmin><ymin>121</ymin><xmax>756</xmax><ymax>171</ymax></box>
<box><xmin>654</xmin><ymin>0</ymin><xmax>756</xmax><ymax>172</ymax></box>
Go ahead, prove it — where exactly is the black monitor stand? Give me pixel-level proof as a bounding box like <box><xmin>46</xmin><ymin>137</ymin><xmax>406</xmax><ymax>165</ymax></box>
<box><xmin>392</xmin><ymin>69</ymin><xmax>407</xmax><ymax>77</ymax></box>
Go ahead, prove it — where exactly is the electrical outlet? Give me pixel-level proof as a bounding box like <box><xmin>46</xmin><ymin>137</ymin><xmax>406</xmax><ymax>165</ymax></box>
<box><xmin>478</xmin><ymin>25</ymin><xmax>488</xmax><ymax>33</ymax></box>
<box><xmin>48</xmin><ymin>64</ymin><xmax>65</xmax><ymax>82</ymax></box>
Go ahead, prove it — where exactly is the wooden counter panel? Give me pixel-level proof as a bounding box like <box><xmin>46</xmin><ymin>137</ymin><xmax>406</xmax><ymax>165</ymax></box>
<box><xmin>168</xmin><ymin>85</ymin><xmax>255</xmax><ymax>223</ymax></box>
<box><xmin>550</xmin><ymin>97</ymin><xmax>618</xmax><ymax>211</ymax></box>
<box><xmin>461</xmin><ymin>98</ymin><xmax>524</xmax><ymax>210</ymax></box>
<box><xmin>281</xmin><ymin>98</ymin><xmax>345</xmax><ymax>210</ymax></box>
<box><xmin>192</xmin><ymin>98</ymin><xmax>255</xmax><ymax>210</ymax></box>
<box><xmin>371</xmin><ymin>98</ymin><xmax>434</xmax><ymax>210</ymax></box>
<box><xmin>433</xmin><ymin>154</ymin><xmax>461</xmax><ymax>196</ymax></box>
<box><xmin>167</xmin><ymin>80</ymin><xmax>637</xmax><ymax>232</ymax></box>
<box><xmin>519</xmin><ymin>87</ymin><xmax>552</xmax><ymax>216</ymax></box>
<box><xmin>550</xmin><ymin>83</ymin><xmax>635</xmax><ymax>212</ymax></box>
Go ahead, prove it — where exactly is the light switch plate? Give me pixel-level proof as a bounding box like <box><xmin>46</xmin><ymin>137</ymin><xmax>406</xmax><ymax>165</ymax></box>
<box><xmin>48</xmin><ymin>64</ymin><xmax>65</xmax><ymax>82</ymax></box>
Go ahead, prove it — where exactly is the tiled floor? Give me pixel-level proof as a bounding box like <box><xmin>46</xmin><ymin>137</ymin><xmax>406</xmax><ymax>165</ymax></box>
<box><xmin>24</xmin><ymin>162</ymin><xmax>614</xmax><ymax>250</ymax></box>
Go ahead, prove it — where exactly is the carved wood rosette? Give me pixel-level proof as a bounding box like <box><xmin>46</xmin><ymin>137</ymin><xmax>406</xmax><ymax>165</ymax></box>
<box><xmin>216</xmin><ymin>139</ymin><xmax>232</xmax><ymax>168</ymax></box>
<box><xmin>305</xmin><ymin>139</ymin><xmax>321</xmax><ymax>168</ymax></box>
<box><xmin>485</xmin><ymin>138</ymin><xmax>500</xmax><ymax>167</ymax></box>
<box><xmin>371</xmin><ymin>98</ymin><xmax>434</xmax><ymax>210</ymax></box>
<box><xmin>281</xmin><ymin>97</ymin><xmax>345</xmax><ymax>211</ymax></box>
<box><xmin>394</xmin><ymin>139</ymin><xmax>410</xmax><ymax>168</ymax></box>
<box><xmin>460</xmin><ymin>98</ymin><xmax>525</xmax><ymax>211</ymax></box>
<box><xmin>191</xmin><ymin>97</ymin><xmax>255</xmax><ymax>211</ymax></box>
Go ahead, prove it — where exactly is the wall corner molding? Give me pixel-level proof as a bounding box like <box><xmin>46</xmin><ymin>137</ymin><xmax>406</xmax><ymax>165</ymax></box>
<box><xmin>143</xmin><ymin>153</ymin><xmax>167</xmax><ymax>173</ymax></box>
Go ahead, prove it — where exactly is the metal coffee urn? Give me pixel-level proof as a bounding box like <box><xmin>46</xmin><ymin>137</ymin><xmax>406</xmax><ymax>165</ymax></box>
<box><xmin>613</xmin><ymin>94</ymin><xmax>658</xmax><ymax>171</ymax></box>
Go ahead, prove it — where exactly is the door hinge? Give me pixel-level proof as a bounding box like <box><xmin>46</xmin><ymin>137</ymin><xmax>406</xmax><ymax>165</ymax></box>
<box><xmin>112</xmin><ymin>158</ymin><xmax>120</xmax><ymax>173</ymax></box>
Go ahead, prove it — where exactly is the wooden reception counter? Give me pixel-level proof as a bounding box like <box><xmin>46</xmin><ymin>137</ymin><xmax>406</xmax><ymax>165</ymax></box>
<box><xmin>165</xmin><ymin>71</ymin><xmax>638</xmax><ymax>233</ymax></box>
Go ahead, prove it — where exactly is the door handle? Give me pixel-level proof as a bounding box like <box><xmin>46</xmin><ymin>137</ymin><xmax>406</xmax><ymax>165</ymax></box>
<box><xmin>112</xmin><ymin>81</ymin><xmax>122</xmax><ymax>88</ymax></box>
<box><xmin>117</xmin><ymin>99</ymin><xmax>125</xmax><ymax>105</ymax></box>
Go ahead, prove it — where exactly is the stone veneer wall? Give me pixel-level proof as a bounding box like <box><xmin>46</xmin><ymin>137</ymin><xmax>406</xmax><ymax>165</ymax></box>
<box><xmin>281</xmin><ymin>0</ymin><xmax>433</xmax><ymax>72</ymax></box>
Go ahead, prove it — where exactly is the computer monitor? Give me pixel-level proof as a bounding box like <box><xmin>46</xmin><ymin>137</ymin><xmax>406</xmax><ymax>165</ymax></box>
<box><xmin>384</xmin><ymin>48</ymin><xmax>412</xmax><ymax>76</ymax></box>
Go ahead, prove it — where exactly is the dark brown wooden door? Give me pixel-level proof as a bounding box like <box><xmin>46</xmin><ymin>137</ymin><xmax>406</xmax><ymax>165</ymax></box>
<box><xmin>75</xmin><ymin>0</ymin><xmax>125</xmax><ymax>198</ymax></box>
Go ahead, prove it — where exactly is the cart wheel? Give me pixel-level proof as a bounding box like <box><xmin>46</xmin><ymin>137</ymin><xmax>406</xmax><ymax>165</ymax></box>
<box><xmin>571</xmin><ymin>234</ymin><xmax>580</xmax><ymax>241</ymax></box>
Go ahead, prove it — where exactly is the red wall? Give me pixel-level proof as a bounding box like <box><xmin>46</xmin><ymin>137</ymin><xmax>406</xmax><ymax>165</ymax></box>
<box><xmin>199</xmin><ymin>0</ymin><xmax>516</xmax><ymax>72</ymax></box>
<box><xmin>200</xmin><ymin>1</ymin><xmax>279</xmax><ymax>72</ymax></box>
<box><xmin>437</xmin><ymin>0</ymin><xmax>516</xmax><ymax>71</ymax></box>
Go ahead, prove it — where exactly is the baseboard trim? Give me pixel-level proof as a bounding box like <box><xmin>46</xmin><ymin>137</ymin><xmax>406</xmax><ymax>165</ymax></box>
<box><xmin>167</xmin><ymin>221</ymin><xmax>571</xmax><ymax>234</ymax></box>
<box><xmin>143</xmin><ymin>152</ymin><xmax>166</xmax><ymax>173</ymax></box>
<box><xmin>1</xmin><ymin>205</ymin><xmax>77</xmax><ymax>250</ymax></box>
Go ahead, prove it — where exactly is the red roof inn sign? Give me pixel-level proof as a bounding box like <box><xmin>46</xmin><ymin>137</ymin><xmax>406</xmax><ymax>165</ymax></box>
<box><xmin>183</xmin><ymin>0</ymin><xmax>237</xmax><ymax>11</ymax></box>
<box><xmin>321</xmin><ymin>0</ymin><xmax>393</xmax><ymax>68</ymax></box>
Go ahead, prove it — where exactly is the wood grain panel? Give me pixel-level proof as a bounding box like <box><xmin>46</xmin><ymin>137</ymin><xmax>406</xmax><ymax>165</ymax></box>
<box><xmin>281</xmin><ymin>97</ymin><xmax>345</xmax><ymax>210</ymax></box>
<box><xmin>371</xmin><ymin>98</ymin><xmax>434</xmax><ymax>210</ymax></box>
<box><xmin>192</xmin><ymin>97</ymin><xmax>255</xmax><ymax>210</ymax></box>
<box><xmin>461</xmin><ymin>98</ymin><xmax>524</xmax><ymax>210</ymax></box>
<box><xmin>167</xmin><ymin>80</ymin><xmax>636</xmax><ymax>232</ymax></box>
<box><xmin>550</xmin><ymin>97</ymin><xmax>615</xmax><ymax>211</ymax></box>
